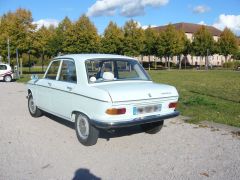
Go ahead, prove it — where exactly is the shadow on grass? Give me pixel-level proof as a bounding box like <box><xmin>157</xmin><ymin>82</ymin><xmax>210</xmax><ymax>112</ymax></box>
<box><xmin>43</xmin><ymin>112</ymin><xmax>145</xmax><ymax>141</ymax></box>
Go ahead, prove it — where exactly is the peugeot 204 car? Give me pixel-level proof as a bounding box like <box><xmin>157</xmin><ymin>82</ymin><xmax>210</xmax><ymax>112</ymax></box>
<box><xmin>27</xmin><ymin>54</ymin><xmax>179</xmax><ymax>146</ymax></box>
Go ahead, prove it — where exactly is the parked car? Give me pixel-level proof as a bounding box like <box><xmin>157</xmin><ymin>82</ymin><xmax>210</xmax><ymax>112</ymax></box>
<box><xmin>27</xmin><ymin>54</ymin><xmax>179</xmax><ymax>146</ymax></box>
<box><xmin>0</xmin><ymin>63</ymin><xmax>14</xmax><ymax>82</ymax></box>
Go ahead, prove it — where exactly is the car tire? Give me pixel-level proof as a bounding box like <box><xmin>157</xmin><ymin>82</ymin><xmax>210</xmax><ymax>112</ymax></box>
<box><xmin>141</xmin><ymin>120</ymin><xmax>164</xmax><ymax>134</ymax></box>
<box><xmin>28</xmin><ymin>93</ymin><xmax>42</xmax><ymax>117</ymax></box>
<box><xmin>75</xmin><ymin>113</ymin><xmax>99</xmax><ymax>146</ymax></box>
<box><xmin>4</xmin><ymin>75</ymin><xmax>12</xmax><ymax>82</ymax></box>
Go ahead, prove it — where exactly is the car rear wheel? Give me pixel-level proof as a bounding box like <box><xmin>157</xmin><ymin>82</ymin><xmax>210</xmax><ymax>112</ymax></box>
<box><xmin>4</xmin><ymin>75</ymin><xmax>12</xmax><ymax>82</ymax></box>
<box><xmin>75</xmin><ymin>113</ymin><xmax>99</xmax><ymax>146</ymax></box>
<box><xmin>28</xmin><ymin>93</ymin><xmax>42</xmax><ymax>117</ymax></box>
<box><xmin>141</xmin><ymin>120</ymin><xmax>164</xmax><ymax>134</ymax></box>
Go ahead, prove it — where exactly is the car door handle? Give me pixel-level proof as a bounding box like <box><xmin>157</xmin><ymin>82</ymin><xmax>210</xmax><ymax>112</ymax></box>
<box><xmin>48</xmin><ymin>82</ymin><xmax>52</xmax><ymax>87</ymax></box>
<box><xmin>67</xmin><ymin>86</ymin><xmax>72</xmax><ymax>91</ymax></box>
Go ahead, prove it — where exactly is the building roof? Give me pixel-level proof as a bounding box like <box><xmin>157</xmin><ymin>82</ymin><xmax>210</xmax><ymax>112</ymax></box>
<box><xmin>153</xmin><ymin>22</ymin><xmax>222</xmax><ymax>36</ymax></box>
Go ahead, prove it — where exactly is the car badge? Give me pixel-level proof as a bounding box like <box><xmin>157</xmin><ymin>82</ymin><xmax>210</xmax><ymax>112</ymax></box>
<box><xmin>148</xmin><ymin>93</ymin><xmax>152</xmax><ymax>98</ymax></box>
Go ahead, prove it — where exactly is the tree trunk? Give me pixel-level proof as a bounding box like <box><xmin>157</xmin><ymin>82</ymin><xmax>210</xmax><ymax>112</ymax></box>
<box><xmin>41</xmin><ymin>53</ymin><xmax>43</xmax><ymax>72</ymax></box>
<box><xmin>184</xmin><ymin>55</ymin><xmax>187</xmax><ymax>69</ymax></box>
<box><xmin>19</xmin><ymin>54</ymin><xmax>23</xmax><ymax>76</ymax></box>
<box><xmin>165</xmin><ymin>56</ymin><xmax>167</xmax><ymax>68</ymax></box>
<box><xmin>225</xmin><ymin>55</ymin><xmax>228</xmax><ymax>63</ymax></box>
<box><xmin>168</xmin><ymin>56</ymin><xmax>170</xmax><ymax>69</ymax></box>
<box><xmin>200</xmin><ymin>56</ymin><xmax>202</xmax><ymax>70</ymax></box>
<box><xmin>179</xmin><ymin>55</ymin><xmax>181</xmax><ymax>70</ymax></box>
<box><xmin>205</xmin><ymin>55</ymin><xmax>208</xmax><ymax>70</ymax></box>
<box><xmin>148</xmin><ymin>55</ymin><xmax>151</xmax><ymax>71</ymax></box>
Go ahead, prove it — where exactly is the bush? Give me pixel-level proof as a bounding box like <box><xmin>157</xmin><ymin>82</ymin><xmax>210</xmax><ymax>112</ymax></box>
<box><xmin>223</xmin><ymin>61</ymin><xmax>240</xmax><ymax>69</ymax></box>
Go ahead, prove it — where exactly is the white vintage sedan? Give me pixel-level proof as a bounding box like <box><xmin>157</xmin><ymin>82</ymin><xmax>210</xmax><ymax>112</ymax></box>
<box><xmin>27</xmin><ymin>54</ymin><xmax>179</xmax><ymax>146</ymax></box>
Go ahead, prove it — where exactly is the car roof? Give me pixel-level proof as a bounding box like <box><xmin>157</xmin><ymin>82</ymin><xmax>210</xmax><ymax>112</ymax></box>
<box><xmin>54</xmin><ymin>54</ymin><xmax>136</xmax><ymax>61</ymax></box>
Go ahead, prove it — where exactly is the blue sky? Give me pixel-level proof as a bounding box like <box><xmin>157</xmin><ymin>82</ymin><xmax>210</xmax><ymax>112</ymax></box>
<box><xmin>1</xmin><ymin>0</ymin><xmax>240</xmax><ymax>35</ymax></box>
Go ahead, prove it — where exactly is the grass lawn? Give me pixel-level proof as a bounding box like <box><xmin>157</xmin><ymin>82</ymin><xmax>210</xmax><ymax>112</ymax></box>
<box><xmin>17</xmin><ymin>69</ymin><xmax>240</xmax><ymax>127</ymax></box>
<box><xmin>149</xmin><ymin>70</ymin><xmax>240</xmax><ymax>127</ymax></box>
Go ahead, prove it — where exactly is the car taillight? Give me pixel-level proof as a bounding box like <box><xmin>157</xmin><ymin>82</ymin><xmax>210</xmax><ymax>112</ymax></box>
<box><xmin>169</xmin><ymin>102</ymin><xmax>177</xmax><ymax>109</ymax></box>
<box><xmin>106</xmin><ymin>108</ymin><xmax>126</xmax><ymax>115</ymax></box>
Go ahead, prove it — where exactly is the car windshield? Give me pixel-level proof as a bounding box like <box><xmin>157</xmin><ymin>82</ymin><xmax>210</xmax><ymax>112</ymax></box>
<box><xmin>85</xmin><ymin>59</ymin><xmax>151</xmax><ymax>83</ymax></box>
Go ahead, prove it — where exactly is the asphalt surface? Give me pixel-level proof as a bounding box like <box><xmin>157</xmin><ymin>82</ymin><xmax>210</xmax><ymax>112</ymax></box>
<box><xmin>0</xmin><ymin>82</ymin><xmax>240</xmax><ymax>180</ymax></box>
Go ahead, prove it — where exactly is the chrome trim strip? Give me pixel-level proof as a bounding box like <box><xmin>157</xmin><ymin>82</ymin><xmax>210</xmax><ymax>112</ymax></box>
<box><xmin>28</xmin><ymin>83</ymin><xmax>110</xmax><ymax>103</ymax></box>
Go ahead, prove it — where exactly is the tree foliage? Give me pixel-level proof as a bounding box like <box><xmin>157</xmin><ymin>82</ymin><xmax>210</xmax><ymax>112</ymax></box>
<box><xmin>63</xmin><ymin>15</ymin><xmax>100</xmax><ymax>53</ymax></box>
<box><xmin>0</xmin><ymin>8</ymin><xmax>35</xmax><ymax>59</ymax></box>
<box><xmin>123</xmin><ymin>20</ymin><xmax>144</xmax><ymax>56</ymax></box>
<box><xmin>143</xmin><ymin>27</ymin><xmax>158</xmax><ymax>56</ymax></box>
<box><xmin>156</xmin><ymin>25</ymin><xmax>185</xmax><ymax>68</ymax></box>
<box><xmin>0</xmin><ymin>8</ymin><xmax>239</xmax><ymax>68</ymax></box>
<box><xmin>101</xmin><ymin>21</ymin><xmax>124</xmax><ymax>54</ymax></box>
<box><xmin>192</xmin><ymin>26</ymin><xmax>215</xmax><ymax>56</ymax></box>
<box><xmin>218</xmin><ymin>28</ymin><xmax>238</xmax><ymax>61</ymax></box>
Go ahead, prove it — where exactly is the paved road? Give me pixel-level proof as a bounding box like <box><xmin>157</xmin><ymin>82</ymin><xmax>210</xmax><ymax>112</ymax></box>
<box><xmin>0</xmin><ymin>82</ymin><xmax>240</xmax><ymax>180</ymax></box>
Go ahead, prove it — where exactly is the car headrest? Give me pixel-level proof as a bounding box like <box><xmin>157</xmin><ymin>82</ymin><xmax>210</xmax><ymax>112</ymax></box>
<box><xmin>102</xmin><ymin>72</ymin><xmax>114</xmax><ymax>80</ymax></box>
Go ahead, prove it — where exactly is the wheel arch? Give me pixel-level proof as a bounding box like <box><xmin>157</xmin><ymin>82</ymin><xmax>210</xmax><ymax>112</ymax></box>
<box><xmin>71</xmin><ymin>110</ymin><xmax>90</xmax><ymax>123</ymax></box>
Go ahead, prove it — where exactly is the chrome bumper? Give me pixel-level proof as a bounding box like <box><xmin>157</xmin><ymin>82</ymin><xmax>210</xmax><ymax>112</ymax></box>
<box><xmin>90</xmin><ymin>111</ymin><xmax>180</xmax><ymax>129</ymax></box>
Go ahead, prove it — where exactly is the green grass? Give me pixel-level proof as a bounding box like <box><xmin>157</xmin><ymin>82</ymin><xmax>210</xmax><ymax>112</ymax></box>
<box><xmin>17</xmin><ymin>69</ymin><xmax>240</xmax><ymax>127</ymax></box>
<box><xmin>149</xmin><ymin>70</ymin><xmax>240</xmax><ymax>127</ymax></box>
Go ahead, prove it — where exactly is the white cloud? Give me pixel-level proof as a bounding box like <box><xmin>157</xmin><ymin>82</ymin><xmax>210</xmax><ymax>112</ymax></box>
<box><xmin>193</xmin><ymin>5</ymin><xmax>210</xmax><ymax>14</ymax></box>
<box><xmin>134</xmin><ymin>21</ymin><xmax>157</xmax><ymax>29</ymax></box>
<box><xmin>213</xmin><ymin>14</ymin><xmax>240</xmax><ymax>35</ymax></box>
<box><xmin>198</xmin><ymin>21</ymin><xmax>207</xmax><ymax>25</ymax></box>
<box><xmin>87</xmin><ymin>0</ymin><xmax>169</xmax><ymax>17</ymax></box>
<box><xmin>33</xmin><ymin>19</ymin><xmax>59</xmax><ymax>29</ymax></box>
<box><xmin>142</xmin><ymin>24</ymin><xmax>157</xmax><ymax>29</ymax></box>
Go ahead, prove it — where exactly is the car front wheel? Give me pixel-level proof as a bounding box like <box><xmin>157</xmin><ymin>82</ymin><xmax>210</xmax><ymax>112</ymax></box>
<box><xmin>75</xmin><ymin>113</ymin><xmax>99</xmax><ymax>146</ymax></box>
<box><xmin>4</xmin><ymin>75</ymin><xmax>12</xmax><ymax>82</ymax></box>
<box><xmin>141</xmin><ymin>120</ymin><xmax>164</xmax><ymax>134</ymax></box>
<box><xmin>28</xmin><ymin>93</ymin><xmax>42</xmax><ymax>117</ymax></box>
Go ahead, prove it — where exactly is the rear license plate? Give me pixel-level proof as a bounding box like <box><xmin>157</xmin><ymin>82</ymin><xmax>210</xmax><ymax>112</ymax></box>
<box><xmin>133</xmin><ymin>104</ymin><xmax>161</xmax><ymax>115</ymax></box>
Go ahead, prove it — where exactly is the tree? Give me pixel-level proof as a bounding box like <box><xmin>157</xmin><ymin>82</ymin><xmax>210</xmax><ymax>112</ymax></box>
<box><xmin>143</xmin><ymin>27</ymin><xmax>158</xmax><ymax>69</ymax></box>
<box><xmin>48</xmin><ymin>17</ymin><xmax>72</xmax><ymax>56</ymax></box>
<box><xmin>192</xmin><ymin>26</ymin><xmax>215</xmax><ymax>69</ymax></box>
<box><xmin>0</xmin><ymin>8</ymin><xmax>35</xmax><ymax>61</ymax></box>
<box><xmin>218</xmin><ymin>28</ymin><xmax>238</xmax><ymax>62</ymax></box>
<box><xmin>123</xmin><ymin>20</ymin><xmax>144</xmax><ymax>57</ymax></box>
<box><xmin>101</xmin><ymin>21</ymin><xmax>124</xmax><ymax>54</ymax></box>
<box><xmin>63</xmin><ymin>15</ymin><xmax>100</xmax><ymax>53</ymax></box>
<box><xmin>178</xmin><ymin>30</ymin><xmax>191</xmax><ymax>69</ymax></box>
<box><xmin>156</xmin><ymin>24</ymin><xmax>184</xmax><ymax>69</ymax></box>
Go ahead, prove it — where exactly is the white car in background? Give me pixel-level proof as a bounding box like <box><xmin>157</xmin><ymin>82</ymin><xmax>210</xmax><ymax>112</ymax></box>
<box><xmin>27</xmin><ymin>54</ymin><xmax>179</xmax><ymax>146</ymax></box>
<box><xmin>0</xmin><ymin>63</ymin><xmax>13</xmax><ymax>82</ymax></box>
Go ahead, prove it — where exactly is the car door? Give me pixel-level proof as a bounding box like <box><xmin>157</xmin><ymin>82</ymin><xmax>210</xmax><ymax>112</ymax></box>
<box><xmin>50</xmin><ymin>59</ymin><xmax>77</xmax><ymax>119</ymax></box>
<box><xmin>35</xmin><ymin>60</ymin><xmax>61</xmax><ymax>112</ymax></box>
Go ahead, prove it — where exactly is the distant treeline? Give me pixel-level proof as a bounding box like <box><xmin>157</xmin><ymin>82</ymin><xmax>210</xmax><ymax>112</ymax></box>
<box><xmin>0</xmin><ymin>8</ymin><xmax>239</xmax><ymax>68</ymax></box>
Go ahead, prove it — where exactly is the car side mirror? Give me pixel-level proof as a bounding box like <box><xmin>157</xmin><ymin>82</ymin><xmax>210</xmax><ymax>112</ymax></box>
<box><xmin>31</xmin><ymin>74</ymin><xmax>39</xmax><ymax>80</ymax></box>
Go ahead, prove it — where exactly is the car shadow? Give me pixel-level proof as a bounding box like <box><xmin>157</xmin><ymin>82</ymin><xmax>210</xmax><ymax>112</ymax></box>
<box><xmin>72</xmin><ymin>168</ymin><xmax>101</xmax><ymax>180</ymax></box>
<box><xmin>43</xmin><ymin>112</ymin><xmax>145</xmax><ymax>140</ymax></box>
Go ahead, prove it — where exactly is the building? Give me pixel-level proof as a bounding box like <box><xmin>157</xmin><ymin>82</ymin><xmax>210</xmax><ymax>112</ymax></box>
<box><xmin>137</xmin><ymin>22</ymin><xmax>229</xmax><ymax>67</ymax></box>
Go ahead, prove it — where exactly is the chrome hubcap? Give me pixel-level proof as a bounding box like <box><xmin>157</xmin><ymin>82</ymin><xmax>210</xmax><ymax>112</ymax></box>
<box><xmin>5</xmin><ymin>76</ymin><xmax>11</xmax><ymax>82</ymax></box>
<box><xmin>77</xmin><ymin>115</ymin><xmax>89</xmax><ymax>140</ymax></box>
<box><xmin>29</xmin><ymin>97</ymin><xmax>36</xmax><ymax>114</ymax></box>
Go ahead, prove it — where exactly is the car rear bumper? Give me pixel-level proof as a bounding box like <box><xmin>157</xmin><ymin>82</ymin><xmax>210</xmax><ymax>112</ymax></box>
<box><xmin>90</xmin><ymin>110</ymin><xmax>180</xmax><ymax>129</ymax></box>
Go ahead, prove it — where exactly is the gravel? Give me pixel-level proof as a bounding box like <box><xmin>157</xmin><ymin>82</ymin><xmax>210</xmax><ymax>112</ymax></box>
<box><xmin>0</xmin><ymin>82</ymin><xmax>240</xmax><ymax>180</ymax></box>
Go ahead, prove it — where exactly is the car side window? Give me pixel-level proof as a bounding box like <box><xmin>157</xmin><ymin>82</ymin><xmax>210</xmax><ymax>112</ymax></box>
<box><xmin>59</xmin><ymin>60</ymin><xmax>77</xmax><ymax>83</ymax></box>
<box><xmin>45</xmin><ymin>61</ymin><xmax>60</xmax><ymax>80</ymax></box>
<box><xmin>0</xmin><ymin>65</ymin><xmax>7</xmax><ymax>70</ymax></box>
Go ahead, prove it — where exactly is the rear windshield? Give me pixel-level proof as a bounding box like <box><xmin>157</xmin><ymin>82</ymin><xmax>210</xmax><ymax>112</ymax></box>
<box><xmin>85</xmin><ymin>59</ymin><xmax>151</xmax><ymax>83</ymax></box>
